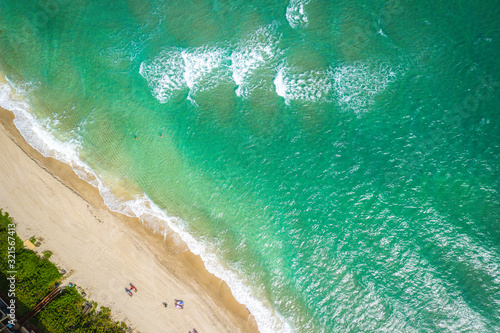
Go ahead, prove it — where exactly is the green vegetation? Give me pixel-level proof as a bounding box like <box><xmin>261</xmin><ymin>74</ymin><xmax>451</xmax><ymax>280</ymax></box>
<box><xmin>31</xmin><ymin>288</ymin><xmax>128</xmax><ymax>332</ymax></box>
<box><xmin>0</xmin><ymin>209</ymin><xmax>128</xmax><ymax>332</ymax></box>
<box><xmin>42</xmin><ymin>251</ymin><xmax>52</xmax><ymax>259</ymax></box>
<box><xmin>0</xmin><ymin>210</ymin><xmax>57</xmax><ymax>316</ymax></box>
<box><xmin>28</xmin><ymin>236</ymin><xmax>41</xmax><ymax>247</ymax></box>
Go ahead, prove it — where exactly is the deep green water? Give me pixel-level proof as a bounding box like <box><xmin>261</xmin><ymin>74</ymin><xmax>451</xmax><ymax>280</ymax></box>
<box><xmin>1</xmin><ymin>0</ymin><xmax>499</xmax><ymax>332</ymax></box>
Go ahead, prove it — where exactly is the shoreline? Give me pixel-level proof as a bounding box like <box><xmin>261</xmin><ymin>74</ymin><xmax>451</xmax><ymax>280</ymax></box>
<box><xmin>0</xmin><ymin>106</ymin><xmax>259</xmax><ymax>332</ymax></box>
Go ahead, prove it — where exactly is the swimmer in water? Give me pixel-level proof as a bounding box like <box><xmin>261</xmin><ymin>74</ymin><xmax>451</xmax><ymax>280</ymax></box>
<box><xmin>160</xmin><ymin>133</ymin><xmax>163</xmax><ymax>138</ymax></box>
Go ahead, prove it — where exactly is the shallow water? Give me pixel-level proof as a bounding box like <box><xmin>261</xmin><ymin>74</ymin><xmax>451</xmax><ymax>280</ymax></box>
<box><xmin>1</xmin><ymin>0</ymin><xmax>499</xmax><ymax>331</ymax></box>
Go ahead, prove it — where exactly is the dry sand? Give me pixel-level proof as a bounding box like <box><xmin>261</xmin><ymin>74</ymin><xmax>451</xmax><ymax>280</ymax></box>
<box><xmin>0</xmin><ymin>107</ymin><xmax>259</xmax><ymax>333</ymax></box>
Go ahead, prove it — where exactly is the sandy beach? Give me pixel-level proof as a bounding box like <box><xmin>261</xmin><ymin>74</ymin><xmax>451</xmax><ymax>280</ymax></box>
<box><xmin>0</xmin><ymin>106</ymin><xmax>259</xmax><ymax>332</ymax></box>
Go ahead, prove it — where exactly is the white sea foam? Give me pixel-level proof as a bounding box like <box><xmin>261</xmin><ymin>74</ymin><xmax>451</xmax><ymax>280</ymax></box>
<box><xmin>331</xmin><ymin>62</ymin><xmax>403</xmax><ymax>114</ymax></box>
<box><xmin>138</xmin><ymin>23</ymin><xmax>403</xmax><ymax>115</ymax></box>
<box><xmin>286</xmin><ymin>0</ymin><xmax>311</xmax><ymax>29</ymax></box>
<box><xmin>139</xmin><ymin>49</ymin><xmax>188</xmax><ymax>103</ymax></box>
<box><xmin>142</xmin><ymin>31</ymin><xmax>403</xmax><ymax>117</ymax></box>
<box><xmin>183</xmin><ymin>47</ymin><xmax>229</xmax><ymax>92</ymax></box>
<box><xmin>141</xmin><ymin>25</ymin><xmax>283</xmax><ymax>102</ymax></box>
<box><xmin>0</xmin><ymin>74</ymin><xmax>291</xmax><ymax>333</ymax></box>
<box><xmin>274</xmin><ymin>63</ymin><xmax>332</xmax><ymax>104</ymax></box>
<box><xmin>273</xmin><ymin>60</ymin><xmax>404</xmax><ymax>113</ymax></box>
<box><xmin>0</xmin><ymin>78</ymin><xmax>82</xmax><ymax>165</ymax></box>
<box><xmin>274</xmin><ymin>67</ymin><xmax>288</xmax><ymax>100</ymax></box>
<box><xmin>230</xmin><ymin>26</ymin><xmax>283</xmax><ymax>98</ymax></box>
<box><xmin>139</xmin><ymin>46</ymin><xmax>229</xmax><ymax>103</ymax></box>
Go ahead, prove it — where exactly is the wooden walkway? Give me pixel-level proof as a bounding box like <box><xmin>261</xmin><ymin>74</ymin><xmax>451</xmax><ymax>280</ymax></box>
<box><xmin>18</xmin><ymin>287</ymin><xmax>62</xmax><ymax>326</ymax></box>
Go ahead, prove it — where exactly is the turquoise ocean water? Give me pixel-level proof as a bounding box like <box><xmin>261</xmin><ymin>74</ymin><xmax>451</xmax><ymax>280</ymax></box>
<box><xmin>1</xmin><ymin>0</ymin><xmax>499</xmax><ymax>331</ymax></box>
